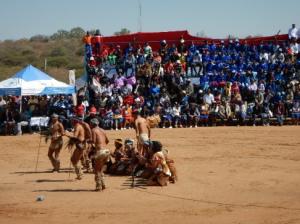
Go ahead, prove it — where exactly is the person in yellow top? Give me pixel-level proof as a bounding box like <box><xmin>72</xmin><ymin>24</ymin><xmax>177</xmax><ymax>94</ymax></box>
<box><xmin>82</xmin><ymin>31</ymin><xmax>92</xmax><ymax>58</ymax></box>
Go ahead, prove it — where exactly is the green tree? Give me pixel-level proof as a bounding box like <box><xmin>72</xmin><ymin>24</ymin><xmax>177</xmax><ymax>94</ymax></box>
<box><xmin>50</xmin><ymin>29</ymin><xmax>70</xmax><ymax>40</ymax></box>
<box><xmin>30</xmin><ymin>35</ymin><xmax>49</xmax><ymax>42</ymax></box>
<box><xmin>50</xmin><ymin>47</ymin><xmax>66</xmax><ymax>57</ymax></box>
<box><xmin>47</xmin><ymin>56</ymin><xmax>68</xmax><ymax>67</ymax></box>
<box><xmin>69</xmin><ymin>27</ymin><xmax>85</xmax><ymax>38</ymax></box>
<box><xmin>114</xmin><ymin>28</ymin><xmax>131</xmax><ymax>36</ymax></box>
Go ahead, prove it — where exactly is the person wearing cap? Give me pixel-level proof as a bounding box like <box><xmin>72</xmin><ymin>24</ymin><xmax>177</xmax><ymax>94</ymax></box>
<box><xmin>90</xmin><ymin>118</ymin><xmax>110</xmax><ymax>191</ymax></box>
<box><xmin>133</xmin><ymin>110</ymin><xmax>151</xmax><ymax>155</ymax></box>
<box><xmin>84</xmin><ymin>106</ymin><xmax>98</xmax><ymax>124</ymax></box>
<box><xmin>48</xmin><ymin>113</ymin><xmax>65</xmax><ymax>172</ymax></box>
<box><xmin>64</xmin><ymin>117</ymin><xmax>86</xmax><ymax>180</ymax></box>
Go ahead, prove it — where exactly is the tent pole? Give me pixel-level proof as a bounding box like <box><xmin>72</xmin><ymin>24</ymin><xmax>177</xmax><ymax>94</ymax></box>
<box><xmin>20</xmin><ymin>95</ymin><xmax>22</xmax><ymax>113</ymax></box>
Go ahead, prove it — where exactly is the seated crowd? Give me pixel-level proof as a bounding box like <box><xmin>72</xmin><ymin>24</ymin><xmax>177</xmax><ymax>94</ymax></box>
<box><xmin>81</xmin><ymin>28</ymin><xmax>300</xmax><ymax>129</ymax></box>
<box><xmin>1</xmin><ymin>28</ymin><xmax>300</xmax><ymax>135</ymax></box>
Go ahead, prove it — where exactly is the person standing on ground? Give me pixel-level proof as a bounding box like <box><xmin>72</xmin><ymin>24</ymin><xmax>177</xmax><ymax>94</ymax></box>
<box><xmin>90</xmin><ymin>118</ymin><xmax>110</xmax><ymax>191</ymax></box>
<box><xmin>65</xmin><ymin>117</ymin><xmax>85</xmax><ymax>180</ymax></box>
<box><xmin>133</xmin><ymin>110</ymin><xmax>151</xmax><ymax>156</ymax></box>
<box><xmin>80</xmin><ymin>120</ymin><xmax>93</xmax><ymax>172</ymax></box>
<box><xmin>48</xmin><ymin>114</ymin><xmax>64</xmax><ymax>172</ymax></box>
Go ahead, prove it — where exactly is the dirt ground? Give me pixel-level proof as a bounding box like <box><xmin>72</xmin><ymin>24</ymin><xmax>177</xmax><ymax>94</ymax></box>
<box><xmin>0</xmin><ymin>126</ymin><xmax>300</xmax><ymax>224</ymax></box>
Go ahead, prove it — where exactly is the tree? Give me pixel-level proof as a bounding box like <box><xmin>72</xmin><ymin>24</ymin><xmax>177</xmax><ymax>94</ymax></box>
<box><xmin>69</xmin><ymin>27</ymin><xmax>85</xmax><ymax>38</ymax></box>
<box><xmin>30</xmin><ymin>35</ymin><xmax>49</xmax><ymax>42</ymax></box>
<box><xmin>50</xmin><ymin>47</ymin><xmax>66</xmax><ymax>57</ymax></box>
<box><xmin>50</xmin><ymin>29</ymin><xmax>70</xmax><ymax>40</ymax></box>
<box><xmin>114</xmin><ymin>28</ymin><xmax>131</xmax><ymax>36</ymax></box>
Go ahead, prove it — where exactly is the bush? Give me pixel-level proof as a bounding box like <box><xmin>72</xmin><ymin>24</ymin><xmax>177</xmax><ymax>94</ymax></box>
<box><xmin>50</xmin><ymin>47</ymin><xmax>66</xmax><ymax>57</ymax></box>
<box><xmin>47</xmin><ymin>56</ymin><xmax>68</xmax><ymax>67</ymax></box>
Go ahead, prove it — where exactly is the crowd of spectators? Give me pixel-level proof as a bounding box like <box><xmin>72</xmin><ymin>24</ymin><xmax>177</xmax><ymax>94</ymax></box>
<box><xmin>80</xmin><ymin>26</ymin><xmax>300</xmax><ymax>130</ymax></box>
<box><xmin>0</xmin><ymin>95</ymin><xmax>75</xmax><ymax>135</ymax></box>
<box><xmin>1</xmin><ymin>26</ymin><xmax>300</xmax><ymax>135</ymax></box>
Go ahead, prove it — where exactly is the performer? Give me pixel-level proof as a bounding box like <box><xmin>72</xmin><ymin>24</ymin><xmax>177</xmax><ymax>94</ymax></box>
<box><xmin>90</xmin><ymin>118</ymin><xmax>110</xmax><ymax>191</ymax></box>
<box><xmin>133</xmin><ymin>110</ymin><xmax>151</xmax><ymax>155</ymax></box>
<box><xmin>146</xmin><ymin>141</ymin><xmax>171</xmax><ymax>186</ymax></box>
<box><xmin>48</xmin><ymin>113</ymin><xmax>64</xmax><ymax>172</ymax></box>
<box><xmin>65</xmin><ymin>117</ymin><xmax>85</xmax><ymax>180</ymax></box>
<box><xmin>80</xmin><ymin>120</ymin><xmax>92</xmax><ymax>172</ymax></box>
<box><xmin>109</xmin><ymin>139</ymin><xmax>125</xmax><ymax>175</ymax></box>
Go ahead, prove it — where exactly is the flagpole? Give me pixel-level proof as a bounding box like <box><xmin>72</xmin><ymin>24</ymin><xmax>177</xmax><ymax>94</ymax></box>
<box><xmin>138</xmin><ymin>0</ymin><xmax>142</xmax><ymax>32</ymax></box>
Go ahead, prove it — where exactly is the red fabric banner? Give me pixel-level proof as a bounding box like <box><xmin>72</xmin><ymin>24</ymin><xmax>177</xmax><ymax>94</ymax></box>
<box><xmin>101</xmin><ymin>30</ymin><xmax>288</xmax><ymax>51</ymax></box>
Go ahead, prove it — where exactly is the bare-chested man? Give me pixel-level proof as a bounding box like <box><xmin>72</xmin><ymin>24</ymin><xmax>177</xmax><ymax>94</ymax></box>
<box><xmin>80</xmin><ymin>121</ymin><xmax>92</xmax><ymax>172</ymax></box>
<box><xmin>133</xmin><ymin>111</ymin><xmax>151</xmax><ymax>155</ymax></box>
<box><xmin>48</xmin><ymin>114</ymin><xmax>64</xmax><ymax>172</ymax></box>
<box><xmin>65</xmin><ymin>117</ymin><xmax>85</xmax><ymax>180</ymax></box>
<box><xmin>90</xmin><ymin>118</ymin><xmax>110</xmax><ymax>191</ymax></box>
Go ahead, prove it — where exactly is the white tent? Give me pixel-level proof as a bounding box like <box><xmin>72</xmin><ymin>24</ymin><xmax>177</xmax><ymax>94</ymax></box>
<box><xmin>0</xmin><ymin>65</ymin><xmax>75</xmax><ymax>96</ymax></box>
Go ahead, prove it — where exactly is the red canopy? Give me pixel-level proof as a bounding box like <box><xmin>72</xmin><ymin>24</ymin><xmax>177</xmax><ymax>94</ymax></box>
<box><xmin>101</xmin><ymin>30</ymin><xmax>288</xmax><ymax>51</ymax></box>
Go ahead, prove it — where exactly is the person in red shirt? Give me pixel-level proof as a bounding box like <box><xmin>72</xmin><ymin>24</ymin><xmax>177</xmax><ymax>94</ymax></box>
<box><xmin>101</xmin><ymin>47</ymin><xmax>109</xmax><ymax>63</ymax></box>
<box><xmin>92</xmin><ymin>29</ymin><xmax>102</xmax><ymax>57</ymax></box>
<box><xmin>123</xmin><ymin>93</ymin><xmax>134</xmax><ymax>106</ymax></box>
<box><xmin>164</xmin><ymin>60</ymin><xmax>174</xmax><ymax>75</ymax></box>
<box><xmin>74</xmin><ymin>100</ymin><xmax>85</xmax><ymax>119</ymax></box>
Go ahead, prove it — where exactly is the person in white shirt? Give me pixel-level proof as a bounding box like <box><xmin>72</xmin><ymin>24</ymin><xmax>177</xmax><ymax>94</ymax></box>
<box><xmin>203</xmin><ymin>89</ymin><xmax>215</xmax><ymax>106</ymax></box>
<box><xmin>0</xmin><ymin>96</ymin><xmax>6</xmax><ymax>108</ymax></box>
<box><xmin>288</xmin><ymin>24</ymin><xmax>298</xmax><ymax>40</ymax></box>
<box><xmin>171</xmin><ymin>102</ymin><xmax>181</xmax><ymax>128</ymax></box>
<box><xmin>290</xmin><ymin>42</ymin><xmax>299</xmax><ymax>55</ymax></box>
<box><xmin>248</xmin><ymin>80</ymin><xmax>258</xmax><ymax>92</ymax></box>
<box><xmin>191</xmin><ymin>50</ymin><xmax>202</xmax><ymax>76</ymax></box>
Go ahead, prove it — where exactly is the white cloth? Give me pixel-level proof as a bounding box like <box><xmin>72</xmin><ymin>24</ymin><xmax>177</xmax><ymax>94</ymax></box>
<box><xmin>0</xmin><ymin>99</ymin><xmax>6</xmax><ymax>107</ymax></box>
<box><xmin>30</xmin><ymin>117</ymin><xmax>50</xmax><ymax>127</ymax></box>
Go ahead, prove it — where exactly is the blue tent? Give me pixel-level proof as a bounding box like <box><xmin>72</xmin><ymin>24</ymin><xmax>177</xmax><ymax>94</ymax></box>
<box><xmin>0</xmin><ymin>65</ymin><xmax>75</xmax><ymax>96</ymax></box>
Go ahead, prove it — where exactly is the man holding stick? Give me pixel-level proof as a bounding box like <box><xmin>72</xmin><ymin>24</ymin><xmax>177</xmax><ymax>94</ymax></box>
<box><xmin>48</xmin><ymin>113</ymin><xmax>64</xmax><ymax>172</ymax></box>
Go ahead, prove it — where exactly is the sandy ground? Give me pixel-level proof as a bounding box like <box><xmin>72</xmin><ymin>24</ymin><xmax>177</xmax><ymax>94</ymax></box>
<box><xmin>0</xmin><ymin>126</ymin><xmax>300</xmax><ymax>224</ymax></box>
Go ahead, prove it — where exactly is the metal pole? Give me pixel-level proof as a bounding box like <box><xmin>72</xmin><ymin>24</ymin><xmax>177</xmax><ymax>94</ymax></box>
<box><xmin>44</xmin><ymin>58</ymin><xmax>47</xmax><ymax>72</ymax></box>
<box><xmin>35</xmin><ymin>118</ymin><xmax>42</xmax><ymax>172</ymax></box>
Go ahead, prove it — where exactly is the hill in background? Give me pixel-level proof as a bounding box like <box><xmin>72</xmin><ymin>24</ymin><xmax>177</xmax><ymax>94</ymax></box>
<box><xmin>0</xmin><ymin>27</ymin><xmax>86</xmax><ymax>83</ymax></box>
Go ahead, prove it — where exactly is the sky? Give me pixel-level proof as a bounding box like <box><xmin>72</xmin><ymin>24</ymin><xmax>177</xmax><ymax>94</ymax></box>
<box><xmin>0</xmin><ymin>0</ymin><xmax>299</xmax><ymax>40</ymax></box>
